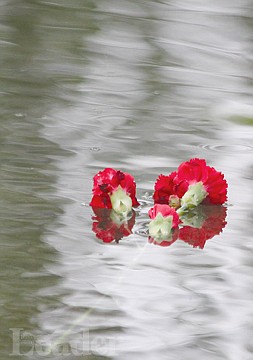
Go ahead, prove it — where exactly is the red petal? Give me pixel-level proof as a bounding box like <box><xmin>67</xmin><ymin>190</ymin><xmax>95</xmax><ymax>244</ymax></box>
<box><xmin>117</xmin><ymin>171</ymin><xmax>140</xmax><ymax>207</ymax></box>
<box><xmin>153</xmin><ymin>172</ymin><xmax>177</xmax><ymax>204</ymax></box>
<box><xmin>92</xmin><ymin>168</ymin><xmax>117</xmax><ymax>193</ymax></box>
<box><xmin>148</xmin><ymin>204</ymin><xmax>180</xmax><ymax>228</ymax></box>
<box><xmin>90</xmin><ymin>194</ymin><xmax>112</xmax><ymax>209</ymax></box>
<box><xmin>174</xmin><ymin>179</ymin><xmax>189</xmax><ymax>198</ymax></box>
<box><xmin>204</xmin><ymin>166</ymin><xmax>228</xmax><ymax>204</ymax></box>
<box><xmin>176</xmin><ymin>158</ymin><xmax>208</xmax><ymax>184</ymax></box>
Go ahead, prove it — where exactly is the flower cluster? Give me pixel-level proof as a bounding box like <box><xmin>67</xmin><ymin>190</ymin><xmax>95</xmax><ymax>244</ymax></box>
<box><xmin>154</xmin><ymin>158</ymin><xmax>227</xmax><ymax>211</ymax></box>
<box><xmin>90</xmin><ymin>159</ymin><xmax>228</xmax><ymax>246</ymax></box>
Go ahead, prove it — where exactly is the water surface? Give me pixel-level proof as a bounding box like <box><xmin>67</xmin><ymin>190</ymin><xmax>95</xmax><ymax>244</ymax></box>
<box><xmin>1</xmin><ymin>1</ymin><xmax>253</xmax><ymax>359</ymax></box>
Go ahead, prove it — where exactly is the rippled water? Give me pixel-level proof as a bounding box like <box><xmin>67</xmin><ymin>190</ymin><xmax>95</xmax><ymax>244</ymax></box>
<box><xmin>1</xmin><ymin>1</ymin><xmax>253</xmax><ymax>359</ymax></box>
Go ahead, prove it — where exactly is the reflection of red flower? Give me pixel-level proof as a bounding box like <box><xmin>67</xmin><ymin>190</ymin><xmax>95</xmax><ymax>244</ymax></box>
<box><xmin>90</xmin><ymin>168</ymin><xmax>139</xmax><ymax>209</ymax></box>
<box><xmin>92</xmin><ymin>208</ymin><xmax>135</xmax><ymax>243</ymax></box>
<box><xmin>154</xmin><ymin>158</ymin><xmax>228</xmax><ymax>207</ymax></box>
<box><xmin>179</xmin><ymin>206</ymin><xmax>227</xmax><ymax>249</ymax></box>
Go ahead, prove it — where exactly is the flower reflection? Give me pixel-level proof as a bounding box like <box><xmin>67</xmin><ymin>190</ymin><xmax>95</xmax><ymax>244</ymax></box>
<box><xmin>148</xmin><ymin>228</ymin><xmax>179</xmax><ymax>247</ymax></box>
<box><xmin>178</xmin><ymin>205</ymin><xmax>227</xmax><ymax>249</ymax></box>
<box><xmin>148</xmin><ymin>205</ymin><xmax>227</xmax><ymax>248</ymax></box>
<box><xmin>92</xmin><ymin>207</ymin><xmax>135</xmax><ymax>243</ymax></box>
<box><xmin>91</xmin><ymin>205</ymin><xmax>227</xmax><ymax>248</ymax></box>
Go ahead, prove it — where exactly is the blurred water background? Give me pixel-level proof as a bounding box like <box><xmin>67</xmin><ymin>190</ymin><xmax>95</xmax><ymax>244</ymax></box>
<box><xmin>1</xmin><ymin>1</ymin><xmax>253</xmax><ymax>359</ymax></box>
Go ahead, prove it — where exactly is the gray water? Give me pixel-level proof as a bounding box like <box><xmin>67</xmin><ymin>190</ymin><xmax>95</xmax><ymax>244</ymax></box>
<box><xmin>1</xmin><ymin>1</ymin><xmax>253</xmax><ymax>359</ymax></box>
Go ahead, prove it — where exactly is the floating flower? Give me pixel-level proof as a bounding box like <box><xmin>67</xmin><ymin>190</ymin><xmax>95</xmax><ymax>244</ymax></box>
<box><xmin>90</xmin><ymin>168</ymin><xmax>139</xmax><ymax>215</ymax></box>
<box><xmin>154</xmin><ymin>158</ymin><xmax>228</xmax><ymax>211</ymax></box>
<box><xmin>148</xmin><ymin>204</ymin><xmax>180</xmax><ymax>242</ymax></box>
<box><xmin>92</xmin><ymin>207</ymin><xmax>136</xmax><ymax>243</ymax></box>
<box><xmin>175</xmin><ymin>158</ymin><xmax>228</xmax><ymax>209</ymax></box>
<box><xmin>178</xmin><ymin>205</ymin><xmax>227</xmax><ymax>249</ymax></box>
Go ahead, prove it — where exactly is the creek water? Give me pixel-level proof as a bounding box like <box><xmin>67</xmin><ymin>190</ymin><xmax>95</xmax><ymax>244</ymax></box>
<box><xmin>1</xmin><ymin>1</ymin><xmax>253</xmax><ymax>359</ymax></box>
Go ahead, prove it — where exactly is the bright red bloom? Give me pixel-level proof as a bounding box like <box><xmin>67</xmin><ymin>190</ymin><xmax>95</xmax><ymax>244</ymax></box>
<box><xmin>204</xmin><ymin>166</ymin><xmax>228</xmax><ymax>204</ymax></box>
<box><xmin>154</xmin><ymin>158</ymin><xmax>228</xmax><ymax>207</ymax></box>
<box><xmin>92</xmin><ymin>208</ymin><xmax>135</xmax><ymax>243</ymax></box>
<box><xmin>90</xmin><ymin>168</ymin><xmax>139</xmax><ymax>210</ymax></box>
<box><xmin>148</xmin><ymin>204</ymin><xmax>180</xmax><ymax>228</ymax></box>
<box><xmin>174</xmin><ymin>158</ymin><xmax>228</xmax><ymax>205</ymax></box>
<box><xmin>148</xmin><ymin>204</ymin><xmax>180</xmax><ymax>243</ymax></box>
<box><xmin>179</xmin><ymin>205</ymin><xmax>227</xmax><ymax>249</ymax></box>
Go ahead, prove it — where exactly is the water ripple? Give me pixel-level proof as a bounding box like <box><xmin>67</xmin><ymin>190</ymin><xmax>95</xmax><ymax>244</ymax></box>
<box><xmin>134</xmin><ymin>222</ymin><xmax>149</xmax><ymax>238</ymax></box>
<box><xmin>198</xmin><ymin>144</ymin><xmax>253</xmax><ymax>153</ymax></box>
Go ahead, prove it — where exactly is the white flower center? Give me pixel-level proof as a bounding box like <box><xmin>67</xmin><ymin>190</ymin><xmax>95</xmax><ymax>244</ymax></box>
<box><xmin>110</xmin><ymin>186</ymin><xmax>132</xmax><ymax>215</ymax></box>
<box><xmin>180</xmin><ymin>181</ymin><xmax>207</xmax><ymax>210</ymax></box>
<box><xmin>148</xmin><ymin>213</ymin><xmax>173</xmax><ymax>240</ymax></box>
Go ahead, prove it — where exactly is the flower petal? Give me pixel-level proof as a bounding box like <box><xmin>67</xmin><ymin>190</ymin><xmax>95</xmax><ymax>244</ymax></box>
<box><xmin>90</xmin><ymin>194</ymin><xmax>112</xmax><ymax>209</ymax></box>
<box><xmin>176</xmin><ymin>158</ymin><xmax>209</xmax><ymax>184</ymax></box>
<box><xmin>204</xmin><ymin>166</ymin><xmax>228</xmax><ymax>204</ymax></box>
<box><xmin>153</xmin><ymin>172</ymin><xmax>177</xmax><ymax>204</ymax></box>
<box><xmin>148</xmin><ymin>204</ymin><xmax>180</xmax><ymax>228</ymax></box>
<box><xmin>92</xmin><ymin>168</ymin><xmax>116</xmax><ymax>194</ymax></box>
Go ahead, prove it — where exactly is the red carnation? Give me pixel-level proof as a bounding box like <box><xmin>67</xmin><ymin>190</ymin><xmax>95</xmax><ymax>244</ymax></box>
<box><xmin>148</xmin><ymin>204</ymin><xmax>180</xmax><ymax>243</ymax></box>
<box><xmin>148</xmin><ymin>204</ymin><xmax>180</xmax><ymax>228</ymax></box>
<box><xmin>154</xmin><ymin>158</ymin><xmax>228</xmax><ymax>209</ymax></box>
<box><xmin>90</xmin><ymin>168</ymin><xmax>139</xmax><ymax>214</ymax></box>
<box><xmin>175</xmin><ymin>158</ymin><xmax>228</xmax><ymax>205</ymax></box>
